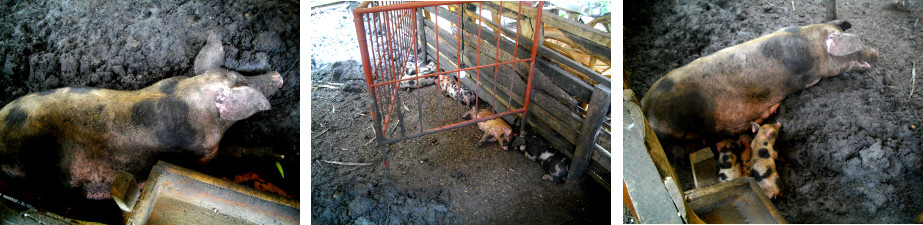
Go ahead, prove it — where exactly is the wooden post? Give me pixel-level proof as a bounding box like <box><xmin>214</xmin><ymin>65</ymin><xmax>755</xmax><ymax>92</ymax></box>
<box><xmin>568</xmin><ymin>85</ymin><xmax>610</xmax><ymax>181</ymax></box>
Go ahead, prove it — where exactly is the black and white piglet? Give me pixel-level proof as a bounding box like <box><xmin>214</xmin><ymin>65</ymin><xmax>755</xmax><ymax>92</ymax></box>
<box><xmin>511</xmin><ymin>130</ymin><xmax>570</xmax><ymax>183</ymax></box>
<box><xmin>399</xmin><ymin>59</ymin><xmax>438</xmax><ymax>90</ymax></box>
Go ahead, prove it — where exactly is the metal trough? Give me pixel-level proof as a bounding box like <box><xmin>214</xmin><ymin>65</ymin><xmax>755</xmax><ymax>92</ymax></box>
<box><xmin>122</xmin><ymin>161</ymin><xmax>299</xmax><ymax>225</ymax></box>
<box><xmin>684</xmin><ymin>177</ymin><xmax>786</xmax><ymax>224</ymax></box>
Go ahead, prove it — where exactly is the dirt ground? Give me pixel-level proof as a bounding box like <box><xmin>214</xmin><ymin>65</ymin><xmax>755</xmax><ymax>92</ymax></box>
<box><xmin>626</xmin><ymin>0</ymin><xmax>923</xmax><ymax>223</ymax></box>
<box><xmin>310</xmin><ymin>2</ymin><xmax>610</xmax><ymax>224</ymax></box>
<box><xmin>0</xmin><ymin>0</ymin><xmax>299</xmax><ymax>223</ymax></box>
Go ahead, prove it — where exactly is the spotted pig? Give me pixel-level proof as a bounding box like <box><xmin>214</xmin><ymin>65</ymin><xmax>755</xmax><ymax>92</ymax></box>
<box><xmin>749</xmin><ymin>122</ymin><xmax>782</xmax><ymax>199</ymax></box>
<box><xmin>641</xmin><ymin>20</ymin><xmax>878</xmax><ymax>141</ymax></box>
<box><xmin>0</xmin><ymin>33</ymin><xmax>283</xmax><ymax>200</ymax></box>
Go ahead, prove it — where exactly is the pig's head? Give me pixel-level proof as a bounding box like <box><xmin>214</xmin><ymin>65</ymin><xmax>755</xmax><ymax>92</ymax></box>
<box><xmin>191</xmin><ymin>31</ymin><xmax>284</xmax><ymax>122</ymax></box>
<box><xmin>213</xmin><ymin>71</ymin><xmax>283</xmax><ymax>121</ymax></box>
<box><xmin>750</xmin><ymin>122</ymin><xmax>781</xmax><ymax>146</ymax></box>
<box><xmin>817</xmin><ymin>20</ymin><xmax>879</xmax><ymax>74</ymax></box>
<box><xmin>715</xmin><ymin>139</ymin><xmax>739</xmax><ymax>153</ymax></box>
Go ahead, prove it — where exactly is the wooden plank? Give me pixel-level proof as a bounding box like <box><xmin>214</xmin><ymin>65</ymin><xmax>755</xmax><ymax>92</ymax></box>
<box><xmin>587</xmin><ymin>162</ymin><xmax>610</xmax><ymax>191</ymax></box>
<box><xmin>624</xmin><ymin>92</ymin><xmax>683</xmax><ymax>223</ymax></box>
<box><xmin>591</xmin><ymin>144</ymin><xmax>610</xmax><ymax>172</ymax></box>
<box><xmin>422</xmin><ymin>12</ymin><xmax>584</xmax><ymax>146</ymax></box>
<box><xmin>424</xmin><ymin>5</ymin><xmax>590</xmax><ymax>105</ymax></box>
<box><xmin>457</xmin><ymin>74</ymin><xmax>576</xmax><ymax>155</ymax></box>
<box><xmin>568</xmin><ymin>85</ymin><xmax>610</xmax><ymax>181</ymax></box>
<box><xmin>494</xmin><ymin>1</ymin><xmax>610</xmax><ymax>48</ymax></box>
<box><xmin>533</xmin><ymin>57</ymin><xmax>593</xmax><ymax>102</ymax></box>
<box><xmin>625</xmin><ymin>88</ymin><xmax>705</xmax><ymax>223</ymax></box>
<box><xmin>451</xmin><ymin>28</ymin><xmax>585</xmax><ymax>131</ymax></box>
<box><xmin>421</xmin><ymin>26</ymin><xmax>578</xmax><ymax>154</ymax></box>
<box><xmin>480</xmin><ymin>2</ymin><xmax>610</xmax><ymax>89</ymax></box>
<box><xmin>560</xmin><ymin>30</ymin><xmax>611</xmax><ymax>62</ymax></box>
<box><xmin>456</xmin><ymin>45</ymin><xmax>581</xmax><ymax>145</ymax></box>
<box><xmin>422</xmin><ymin>4</ymin><xmax>581</xmax><ymax>155</ymax></box>
<box><xmin>473</xmin><ymin>3</ymin><xmax>595</xmax><ymax>101</ymax></box>
<box><xmin>417</xmin><ymin>6</ymin><xmax>428</xmax><ymax>60</ymax></box>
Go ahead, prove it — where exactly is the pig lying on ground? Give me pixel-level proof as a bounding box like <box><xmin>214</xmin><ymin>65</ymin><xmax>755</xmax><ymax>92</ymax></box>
<box><xmin>511</xmin><ymin>130</ymin><xmax>570</xmax><ymax>183</ymax></box>
<box><xmin>461</xmin><ymin>107</ymin><xmax>513</xmax><ymax>150</ymax></box>
<box><xmin>750</xmin><ymin>122</ymin><xmax>782</xmax><ymax>199</ymax></box>
<box><xmin>399</xmin><ymin>59</ymin><xmax>438</xmax><ymax>90</ymax></box>
<box><xmin>437</xmin><ymin>73</ymin><xmax>478</xmax><ymax>107</ymax></box>
<box><xmin>0</xmin><ymin>32</ymin><xmax>283</xmax><ymax>200</ymax></box>
<box><xmin>641</xmin><ymin>20</ymin><xmax>878</xmax><ymax>141</ymax></box>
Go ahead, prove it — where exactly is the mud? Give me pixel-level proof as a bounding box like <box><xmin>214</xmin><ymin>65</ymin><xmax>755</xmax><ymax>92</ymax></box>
<box><xmin>626</xmin><ymin>0</ymin><xmax>923</xmax><ymax>223</ymax></box>
<box><xmin>311</xmin><ymin>2</ymin><xmax>610</xmax><ymax>224</ymax></box>
<box><xmin>0</xmin><ymin>0</ymin><xmax>299</xmax><ymax>223</ymax></box>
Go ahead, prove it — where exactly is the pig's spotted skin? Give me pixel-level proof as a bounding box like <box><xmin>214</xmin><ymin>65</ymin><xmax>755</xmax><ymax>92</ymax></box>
<box><xmin>159</xmin><ymin>79</ymin><xmax>178</xmax><ymax>94</ymax></box>
<box><xmin>68</xmin><ymin>87</ymin><xmax>97</xmax><ymax>94</ymax></box>
<box><xmin>757</xmin><ymin>148</ymin><xmax>771</xmax><ymax>158</ymax></box>
<box><xmin>752</xmin><ymin>167</ymin><xmax>772</xmax><ymax>182</ymax></box>
<box><xmin>3</xmin><ymin>107</ymin><xmax>27</xmax><ymax>128</ymax></box>
<box><xmin>129</xmin><ymin>97</ymin><xmax>197</xmax><ymax>150</ymax></box>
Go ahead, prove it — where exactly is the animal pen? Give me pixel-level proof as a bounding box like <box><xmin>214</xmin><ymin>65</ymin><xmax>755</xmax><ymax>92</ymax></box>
<box><xmin>353</xmin><ymin>1</ymin><xmax>611</xmax><ymax>188</ymax></box>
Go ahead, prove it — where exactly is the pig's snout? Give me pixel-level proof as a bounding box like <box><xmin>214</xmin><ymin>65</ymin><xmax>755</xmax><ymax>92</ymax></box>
<box><xmin>271</xmin><ymin>71</ymin><xmax>284</xmax><ymax>87</ymax></box>
<box><xmin>867</xmin><ymin>48</ymin><xmax>879</xmax><ymax>63</ymax></box>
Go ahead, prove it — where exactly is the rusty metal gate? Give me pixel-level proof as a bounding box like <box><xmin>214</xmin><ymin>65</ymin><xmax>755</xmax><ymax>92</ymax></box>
<box><xmin>352</xmin><ymin>1</ymin><xmax>545</xmax><ymax>174</ymax></box>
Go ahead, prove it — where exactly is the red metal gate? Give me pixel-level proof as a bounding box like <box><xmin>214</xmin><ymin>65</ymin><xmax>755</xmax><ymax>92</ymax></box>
<box><xmin>353</xmin><ymin>1</ymin><xmax>545</xmax><ymax>174</ymax></box>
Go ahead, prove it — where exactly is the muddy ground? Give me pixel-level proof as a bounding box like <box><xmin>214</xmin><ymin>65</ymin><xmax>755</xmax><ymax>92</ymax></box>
<box><xmin>310</xmin><ymin>2</ymin><xmax>610</xmax><ymax>224</ymax></box>
<box><xmin>0</xmin><ymin>0</ymin><xmax>299</xmax><ymax>223</ymax></box>
<box><xmin>626</xmin><ymin>0</ymin><xmax>923</xmax><ymax>223</ymax></box>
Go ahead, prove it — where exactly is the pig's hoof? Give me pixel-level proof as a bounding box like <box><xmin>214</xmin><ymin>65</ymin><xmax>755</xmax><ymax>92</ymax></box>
<box><xmin>542</xmin><ymin>174</ymin><xmax>553</xmax><ymax>181</ymax></box>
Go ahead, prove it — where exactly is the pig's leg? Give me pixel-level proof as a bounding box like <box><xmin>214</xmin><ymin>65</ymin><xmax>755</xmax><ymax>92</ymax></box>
<box><xmin>198</xmin><ymin>146</ymin><xmax>219</xmax><ymax>164</ymax></box>
<box><xmin>476</xmin><ymin>132</ymin><xmax>493</xmax><ymax>147</ymax></box>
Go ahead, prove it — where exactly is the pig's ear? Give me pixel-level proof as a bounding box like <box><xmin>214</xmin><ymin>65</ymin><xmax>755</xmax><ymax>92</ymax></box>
<box><xmin>751</xmin><ymin>122</ymin><xmax>760</xmax><ymax>133</ymax></box>
<box><xmin>194</xmin><ymin>31</ymin><xmax>225</xmax><ymax>74</ymax></box>
<box><xmin>215</xmin><ymin>86</ymin><xmax>271</xmax><ymax>121</ymax></box>
<box><xmin>825</xmin><ymin>20</ymin><xmax>851</xmax><ymax>31</ymax></box>
<box><xmin>826</xmin><ymin>32</ymin><xmax>865</xmax><ymax>56</ymax></box>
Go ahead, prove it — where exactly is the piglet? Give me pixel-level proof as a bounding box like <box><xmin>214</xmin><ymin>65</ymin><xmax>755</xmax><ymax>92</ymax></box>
<box><xmin>0</xmin><ymin>32</ymin><xmax>283</xmax><ymax>200</ymax></box>
<box><xmin>399</xmin><ymin>59</ymin><xmax>437</xmax><ymax>90</ymax></box>
<box><xmin>749</xmin><ymin>122</ymin><xmax>783</xmax><ymax>199</ymax></box>
<box><xmin>437</xmin><ymin>73</ymin><xmax>478</xmax><ymax>107</ymax></box>
<box><xmin>715</xmin><ymin>138</ymin><xmax>742</xmax><ymax>183</ymax></box>
<box><xmin>461</xmin><ymin>107</ymin><xmax>513</xmax><ymax>150</ymax></box>
<box><xmin>512</xmin><ymin>130</ymin><xmax>570</xmax><ymax>183</ymax></box>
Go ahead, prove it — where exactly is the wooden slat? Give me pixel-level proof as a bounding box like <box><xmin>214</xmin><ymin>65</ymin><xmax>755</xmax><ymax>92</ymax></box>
<box><xmin>624</xmin><ymin>92</ymin><xmax>683</xmax><ymax>223</ymax></box>
<box><xmin>424</xmin><ymin>5</ymin><xmax>590</xmax><ymax>105</ymax></box>
<box><xmin>457</xmin><ymin>74</ymin><xmax>576</xmax><ymax>155</ymax></box>
<box><xmin>494</xmin><ymin>1</ymin><xmax>610</xmax><ymax>48</ymax></box>
<box><xmin>568</xmin><ymin>85</ymin><xmax>610</xmax><ymax>181</ymax></box>
<box><xmin>480</xmin><ymin>2</ymin><xmax>611</xmax><ymax>88</ymax></box>
<box><xmin>455</xmin><ymin>45</ymin><xmax>581</xmax><ymax>145</ymax></box>
<box><xmin>449</xmin><ymin>26</ymin><xmax>585</xmax><ymax>132</ymax></box>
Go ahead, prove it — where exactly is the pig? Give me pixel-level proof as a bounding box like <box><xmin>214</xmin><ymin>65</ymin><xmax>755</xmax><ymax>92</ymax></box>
<box><xmin>512</xmin><ymin>130</ymin><xmax>550</xmax><ymax>161</ymax></box>
<box><xmin>437</xmin><ymin>73</ymin><xmax>478</xmax><ymax>107</ymax></box>
<box><xmin>715</xmin><ymin>138</ymin><xmax>742</xmax><ymax>183</ymax></box>
<box><xmin>511</xmin><ymin>130</ymin><xmax>570</xmax><ymax>183</ymax></box>
<box><xmin>749</xmin><ymin>122</ymin><xmax>782</xmax><ymax>199</ymax></box>
<box><xmin>738</xmin><ymin>134</ymin><xmax>754</xmax><ymax>177</ymax></box>
<box><xmin>640</xmin><ymin>20</ymin><xmax>878</xmax><ymax>141</ymax></box>
<box><xmin>399</xmin><ymin>59</ymin><xmax>438</xmax><ymax>90</ymax></box>
<box><xmin>461</xmin><ymin>107</ymin><xmax>513</xmax><ymax>150</ymax></box>
<box><xmin>0</xmin><ymin>32</ymin><xmax>283</xmax><ymax>200</ymax></box>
